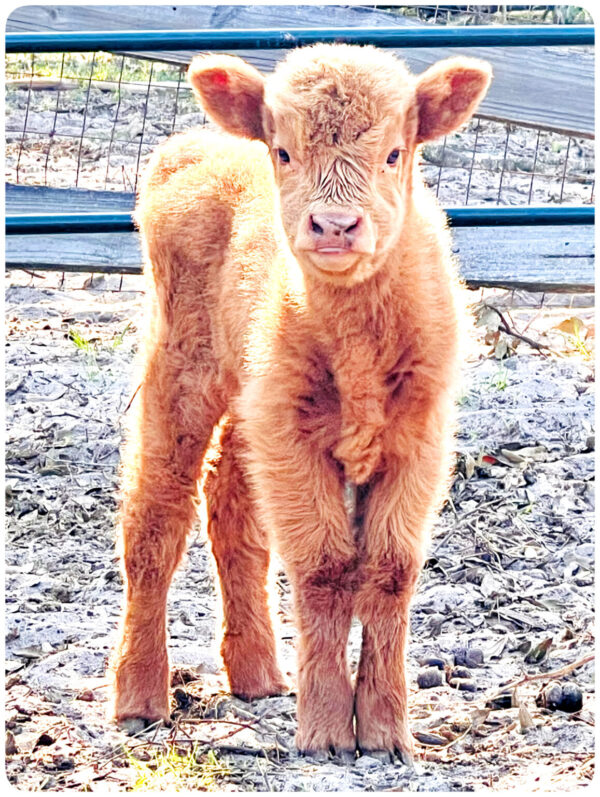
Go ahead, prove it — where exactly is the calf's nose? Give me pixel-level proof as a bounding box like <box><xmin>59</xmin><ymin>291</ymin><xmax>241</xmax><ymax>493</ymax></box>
<box><xmin>309</xmin><ymin>212</ymin><xmax>362</xmax><ymax>248</ymax></box>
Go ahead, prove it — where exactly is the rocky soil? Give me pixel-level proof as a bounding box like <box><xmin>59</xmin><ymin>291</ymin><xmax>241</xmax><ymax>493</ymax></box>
<box><xmin>5</xmin><ymin>272</ymin><xmax>595</xmax><ymax>791</ymax></box>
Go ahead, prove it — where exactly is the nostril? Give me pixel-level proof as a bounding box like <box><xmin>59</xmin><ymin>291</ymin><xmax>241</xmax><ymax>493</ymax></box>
<box><xmin>310</xmin><ymin>216</ymin><xmax>324</xmax><ymax>235</ymax></box>
<box><xmin>345</xmin><ymin>219</ymin><xmax>360</xmax><ymax>234</ymax></box>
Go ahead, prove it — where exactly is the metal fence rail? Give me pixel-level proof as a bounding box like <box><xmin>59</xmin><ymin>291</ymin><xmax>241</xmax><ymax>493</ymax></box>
<box><xmin>5</xmin><ymin>25</ymin><xmax>595</xmax><ymax>52</ymax></box>
<box><xmin>5</xmin><ymin>21</ymin><xmax>595</xmax><ymax>274</ymax></box>
<box><xmin>5</xmin><ymin>206</ymin><xmax>595</xmax><ymax>236</ymax></box>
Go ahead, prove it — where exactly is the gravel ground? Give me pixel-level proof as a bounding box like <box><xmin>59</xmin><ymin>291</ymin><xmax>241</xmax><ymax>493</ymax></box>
<box><xmin>5</xmin><ymin>271</ymin><xmax>595</xmax><ymax>791</ymax></box>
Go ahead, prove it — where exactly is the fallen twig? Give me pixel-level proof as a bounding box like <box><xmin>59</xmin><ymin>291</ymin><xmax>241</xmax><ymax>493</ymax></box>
<box><xmin>483</xmin><ymin>303</ymin><xmax>557</xmax><ymax>355</ymax></box>
<box><xmin>485</xmin><ymin>653</ymin><xmax>595</xmax><ymax>702</ymax></box>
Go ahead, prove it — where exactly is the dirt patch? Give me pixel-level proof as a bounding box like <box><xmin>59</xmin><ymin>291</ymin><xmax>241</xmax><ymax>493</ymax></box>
<box><xmin>5</xmin><ymin>271</ymin><xmax>594</xmax><ymax>791</ymax></box>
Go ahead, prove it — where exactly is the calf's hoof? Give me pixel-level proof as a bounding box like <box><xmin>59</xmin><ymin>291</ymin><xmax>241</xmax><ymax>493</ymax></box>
<box><xmin>359</xmin><ymin>746</ymin><xmax>416</xmax><ymax>769</ymax></box>
<box><xmin>114</xmin><ymin>692</ymin><xmax>171</xmax><ymax>727</ymax></box>
<box><xmin>112</xmin><ymin>657</ymin><xmax>171</xmax><ymax>727</ymax></box>
<box><xmin>298</xmin><ymin>745</ymin><xmax>357</xmax><ymax>763</ymax></box>
<box><xmin>229</xmin><ymin>669</ymin><xmax>289</xmax><ymax>702</ymax></box>
<box><xmin>357</xmin><ymin>720</ymin><xmax>416</xmax><ymax>769</ymax></box>
<box><xmin>118</xmin><ymin>716</ymin><xmax>169</xmax><ymax>736</ymax></box>
<box><xmin>296</xmin><ymin>726</ymin><xmax>356</xmax><ymax>761</ymax></box>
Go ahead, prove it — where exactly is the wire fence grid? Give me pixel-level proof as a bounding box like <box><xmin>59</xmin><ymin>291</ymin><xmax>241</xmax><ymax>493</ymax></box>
<box><xmin>5</xmin><ymin>4</ymin><xmax>595</xmax><ymax>295</ymax></box>
<box><xmin>6</xmin><ymin>51</ymin><xmax>595</xmax><ymax>203</ymax></box>
<box><xmin>382</xmin><ymin>4</ymin><xmax>593</xmax><ymax>26</ymax></box>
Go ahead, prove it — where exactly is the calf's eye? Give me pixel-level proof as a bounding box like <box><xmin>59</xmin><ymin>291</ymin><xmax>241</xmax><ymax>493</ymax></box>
<box><xmin>386</xmin><ymin>149</ymin><xmax>401</xmax><ymax>166</ymax></box>
<box><xmin>277</xmin><ymin>148</ymin><xmax>290</xmax><ymax>164</ymax></box>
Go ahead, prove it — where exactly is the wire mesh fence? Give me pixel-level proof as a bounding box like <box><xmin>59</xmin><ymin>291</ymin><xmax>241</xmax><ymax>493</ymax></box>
<box><xmin>4</xmin><ymin>4</ymin><xmax>595</xmax><ymax>295</ymax></box>
<box><xmin>6</xmin><ymin>53</ymin><xmax>594</xmax><ymax>204</ymax></box>
<box><xmin>382</xmin><ymin>4</ymin><xmax>593</xmax><ymax>26</ymax></box>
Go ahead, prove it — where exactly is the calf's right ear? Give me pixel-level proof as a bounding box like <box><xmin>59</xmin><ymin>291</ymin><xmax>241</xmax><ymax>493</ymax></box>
<box><xmin>188</xmin><ymin>54</ymin><xmax>267</xmax><ymax>141</ymax></box>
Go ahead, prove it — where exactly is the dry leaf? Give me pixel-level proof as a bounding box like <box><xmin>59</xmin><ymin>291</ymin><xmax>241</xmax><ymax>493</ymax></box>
<box><xmin>524</xmin><ymin>637</ymin><xmax>553</xmax><ymax>664</ymax></box>
<box><xmin>555</xmin><ymin>317</ymin><xmax>586</xmax><ymax>337</ymax></box>
<box><xmin>518</xmin><ymin>704</ymin><xmax>535</xmax><ymax>733</ymax></box>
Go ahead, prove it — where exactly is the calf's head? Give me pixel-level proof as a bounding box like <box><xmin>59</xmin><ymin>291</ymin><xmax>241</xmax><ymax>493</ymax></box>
<box><xmin>189</xmin><ymin>44</ymin><xmax>491</xmax><ymax>285</ymax></box>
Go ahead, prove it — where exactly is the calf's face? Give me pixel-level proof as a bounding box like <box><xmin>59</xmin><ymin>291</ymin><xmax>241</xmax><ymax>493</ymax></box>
<box><xmin>189</xmin><ymin>45</ymin><xmax>491</xmax><ymax>286</ymax></box>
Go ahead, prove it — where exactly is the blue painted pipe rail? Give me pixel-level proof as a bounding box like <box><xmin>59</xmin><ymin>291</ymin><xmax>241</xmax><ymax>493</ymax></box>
<box><xmin>6</xmin><ymin>214</ymin><xmax>134</xmax><ymax>235</ymax></box>
<box><xmin>5</xmin><ymin>207</ymin><xmax>594</xmax><ymax>235</ymax></box>
<box><xmin>5</xmin><ymin>25</ymin><xmax>595</xmax><ymax>53</ymax></box>
<box><xmin>447</xmin><ymin>206</ymin><xmax>594</xmax><ymax>227</ymax></box>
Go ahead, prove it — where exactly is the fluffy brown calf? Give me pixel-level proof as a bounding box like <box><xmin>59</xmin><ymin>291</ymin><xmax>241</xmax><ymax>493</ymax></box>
<box><xmin>111</xmin><ymin>44</ymin><xmax>491</xmax><ymax>762</ymax></box>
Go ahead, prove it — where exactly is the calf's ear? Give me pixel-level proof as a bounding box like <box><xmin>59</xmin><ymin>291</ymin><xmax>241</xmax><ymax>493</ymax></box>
<box><xmin>188</xmin><ymin>54</ymin><xmax>266</xmax><ymax>140</ymax></box>
<box><xmin>415</xmin><ymin>57</ymin><xmax>492</xmax><ymax>143</ymax></box>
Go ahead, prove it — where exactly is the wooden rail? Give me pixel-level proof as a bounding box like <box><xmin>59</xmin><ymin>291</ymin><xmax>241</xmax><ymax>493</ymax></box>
<box><xmin>5</xmin><ymin>186</ymin><xmax>594</xmax><ymax>293</ymax></box>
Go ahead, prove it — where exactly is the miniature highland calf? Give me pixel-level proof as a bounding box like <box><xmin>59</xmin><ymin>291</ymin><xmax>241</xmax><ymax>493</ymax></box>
<box><xmin>112</xmin><ymin>44</ymin><xmax>491</xmax><ymax>762</ymax></box>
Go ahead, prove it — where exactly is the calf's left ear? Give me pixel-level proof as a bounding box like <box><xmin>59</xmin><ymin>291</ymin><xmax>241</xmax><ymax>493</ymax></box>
<box><xmin>188</xmin><ymin>54</ymin><xmax>267</xmax><ymax>140</ymax></box>
<box><xmin>415</xmin><ymin>57</ymin><xmax>492</xmax><ymax>143</ymax></box>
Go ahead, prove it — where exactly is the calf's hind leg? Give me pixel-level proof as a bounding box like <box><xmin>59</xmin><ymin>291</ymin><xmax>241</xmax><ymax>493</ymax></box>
<box><xmin>112</xmin><ymin>348</ymin><xmax>225</xmax><ymax>725</ymax></box>
<box><xmin>204</xmin><ymin>419</ymin><xmax>287</xmax><ymax>700</ymax></box>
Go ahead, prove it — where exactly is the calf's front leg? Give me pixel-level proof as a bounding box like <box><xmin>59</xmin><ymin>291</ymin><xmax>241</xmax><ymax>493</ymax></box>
<box><xmin>275</xmin><ymin>457</ymin><xmax>357</xmax><ymax>756</ymax></box>
<box><xmin>354</xmin><ymin>438</ymin><xmax>449</xmax><ymax>764</ymax></box>
<box><xmin>242</xmin><ymin>410</ymin><xmax>358</xmax><ymax>755</ymax></box>
<box><xmin>292</xmin><ymin>542</ymin><xmax>358</xmax><ymax>758</ymax></box>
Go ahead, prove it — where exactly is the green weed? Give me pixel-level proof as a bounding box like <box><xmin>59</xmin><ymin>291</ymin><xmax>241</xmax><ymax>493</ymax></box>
<box><xmin>110</xmin><ymin>322</ymin><xmax>132</xmax><ymax>349</ymax></box>
<box><xmin>68</xmin><ymin>327</ymin><xmax>99</xmax><ymax>378</ymax></box>
<box><xmin>68</xmin><ymin>326</ymin><xmax>95</xmax><ymax>354</ymax></box>
<box><xmin>488</xmin><ymin>364</ymin><xmax>509</xmax><ymax>391</ymax></box>
<box><xmin>127</xmin><ymin>746</ymin><xmax>228</xmax><ymax>792</ymax></box>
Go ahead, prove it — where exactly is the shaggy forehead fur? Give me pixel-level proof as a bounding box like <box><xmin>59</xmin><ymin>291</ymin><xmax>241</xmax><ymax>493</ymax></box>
<box><xmin>266</xmin><ymin>44</ymin><xmax>414</xmax><ymax>149</ymax></box>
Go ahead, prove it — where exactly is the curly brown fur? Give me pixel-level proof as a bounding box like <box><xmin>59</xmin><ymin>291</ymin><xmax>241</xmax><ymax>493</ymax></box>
<box><xmin>111</xmin><ymin>44</ymin><xmax>491</xmax><ymax>759</ymax></box>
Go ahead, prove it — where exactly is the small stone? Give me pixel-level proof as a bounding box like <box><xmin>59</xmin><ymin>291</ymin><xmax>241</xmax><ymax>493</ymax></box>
<box><xmin>539</xmin><ymin>682</ymin><xmax>583</xmax><ymax>713</ymax></box>
<box><xmin>75</xmin><ymin>689</ymin><xmax>95</xmax><ymax>702</ymax></box>
<box><xmin>6</xmin><ymin>731</ymin><xmax>18</xmax><ymax>756</ymax></box>
<box><xmin>355</xmin><ymin>754</ymin><xmax>382</xmax><ymax>770</ymax></box>
<box><xmin>417</xmin><ymin>667</ymin><xmax>444</xmax><ymax>689</ymax></box>
<box><xmin>422</xmin><ymin>656</ymin><xmax>446</xmax><ymax>670</ymax></box>
<box><xmin>453</xmin><ymin>647</ymin><xmax>484</xmax><ymax>668</ymax></box>
<box><xmin>487</xmin><ymin>690</ymin><xmax>514</xmax><ymax>710</ymax></box>
<box><xmin>53</xmin><ymin>754</ymin><xmax>75</xmax><ymax>770</ymax></box>
<box><xmin>449</xmin><ymin>678</ymin><xmax>477</xmax><ymax>692</ymax></box>
<box><xmin>537</xmin><ymin>683</ymin><xmax>563</xmax><ymax>711</ymax></box>
<box><xmin>35</xmin><ymin>732</ymin><xmax>55</xmax><ymax>748</ymax></box>
<box><xmin>560</xmin><ymin>684</ymin><xmax>583</xmax><ymax>713</ymax></box>
<box><xmin>450</xmin><ymin>666</ymin><xmax>472</xmax><ymax>680</ymax></box>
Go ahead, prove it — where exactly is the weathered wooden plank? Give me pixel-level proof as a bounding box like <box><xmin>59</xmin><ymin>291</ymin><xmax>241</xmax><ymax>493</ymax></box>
<box><xmin>6</xmin><ymin>5</ymin><xmax>594</xmax><ymax>136</ymax></box>
<box><xmin>6</xmin><ymin>183</ymin><xmax>136</xmax><ymax>214</ymax></box>
<box><xmin>453</xmin><ymin>224</ymin><xmax>594</xmax><ymax>292</ymax></box>
<box><xmin>6</xmin><ymin>232</ymin><xmax>143</xmax><ymax>273</ymax></box>
<box><xmin>6</xmin><ymin>186</ymin><xmax>593</xmax><ymax>292</ymax></box>
<box><xmin>5</xmin><ymin>224</ymin><xmax>594</xmax><ymax>293</ymax></box>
